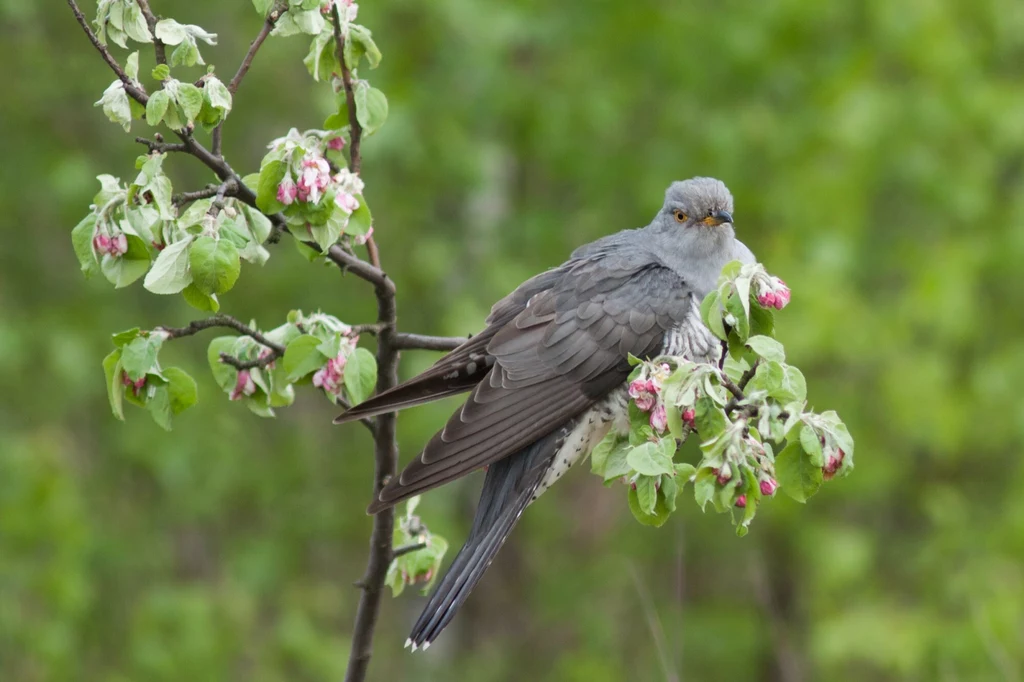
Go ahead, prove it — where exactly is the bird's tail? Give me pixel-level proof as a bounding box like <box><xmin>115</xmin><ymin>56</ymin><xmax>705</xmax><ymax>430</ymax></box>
<box><xmin>406</xmin><ymin>429</ymin><xmax>562</xmax><ymax>649</ymax></box>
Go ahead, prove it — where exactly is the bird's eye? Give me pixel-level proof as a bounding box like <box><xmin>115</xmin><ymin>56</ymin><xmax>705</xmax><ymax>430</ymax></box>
<box><xmin>707</xmin><ymin>208</ymin><xmax>715</xmax><ymax>217</ymax></box>
<box><xmin>673</xmin><ymin>209</ymin><xmax>687</xmax><ymax>223</ymax></box>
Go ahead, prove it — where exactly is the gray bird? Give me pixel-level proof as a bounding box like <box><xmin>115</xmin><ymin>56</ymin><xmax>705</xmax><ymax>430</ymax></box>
<box><xmin>335</xmin><ymin>177</ymin><xmax>756</xmax><ymax>648</ymax></box>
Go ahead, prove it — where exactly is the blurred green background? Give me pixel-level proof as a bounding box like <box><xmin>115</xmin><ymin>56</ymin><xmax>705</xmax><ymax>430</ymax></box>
<box><xmin>3</xmin><ymin>0</ymin><xmax>1024</xmax><ymax>680</ymax></box>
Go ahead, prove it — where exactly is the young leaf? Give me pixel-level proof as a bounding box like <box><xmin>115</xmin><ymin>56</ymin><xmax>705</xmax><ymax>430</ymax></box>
<box><xmin>175</xmin><ymin>82</ymin><xmax>204</xmax><ymax>122</ymax></box>
<box><xmin>144</xmin><ymin>238</ymin><xmax>192</xmax><ymax>294</ymax></box>
<box><xmin>344</xmin><ymin>347</ymin><xmax>378</xmax><ymax>405</ymax></box>
<box><xmin>189</xmin><ymin>237</ymin><xmax>241</xmax><ymax>295</ymax></box>
<box><xmin>95</xmin><ymin>81</ymin><xmax>132</xmax><ymax>131</ymax></box>
<box><xmin>147</xmin><ymin>385</ymin><xmax>173</xmax><ymax>430</ymax></box>
<box><xmin>283</xmin><ymin>335</ymin><xmax>327</xmax><ymax>381</ymax></box>
<box><xmin>745</xmin><ymin>335</ymin><xmax>785</xmax><ymax>363</ymax></box>
<box><xmin>256</xmin><ymin>160</ymin><xmax>287</xmax><ymax>214</ymax></box>
<box><xmin>181</xmin><ymin>283</ymin><xmax>220</xmax><ymax>312</ymax></box>
<box><xmin>121</xmin><ymin>335</ymin><xmax>162</xmax><ymax>381</ymax></box>
<box><xmin>775</xmin><ymin>440</ymin><xmax>823</xmax><ymax>503</ymax></box>
<box><xmin>71</xmin><ymin>214</ymin><xmax>99</xmax><ymax>278</ymax></box>
<box><xmin>626</xmin><ymin>441</ymin><xmax>674</xmax><ymax>477</ymax></box>
<box><xmin>354</xmin><ymin>84</ymin><xmax>388</xmax><ymax>135</ymax></box>
<box><xmin>145</xmin><ymin>89</ymin><xmax>171</xmax><ymax>126</ymax></box>
<box><xmin>163</xmin><ymin>367</ymin><xmax>198</xmax><ymax>414</ymax></box>
<box><xmin>102</xmin><ymin>349</ymin><xmax>125</xmax><ymax>421</ymax></box>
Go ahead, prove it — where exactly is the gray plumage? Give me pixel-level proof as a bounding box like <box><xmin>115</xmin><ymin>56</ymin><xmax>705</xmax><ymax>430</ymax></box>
<box><xmin>334</xmin><ymin>177</ymin><xmax>756</xmax><ymax>648</ymax></box>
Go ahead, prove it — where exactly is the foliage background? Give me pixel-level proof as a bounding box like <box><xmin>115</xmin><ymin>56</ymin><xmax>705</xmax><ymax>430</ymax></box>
<box><xmin>2</xmin><ymin>0</ymin><xmax>1023</xmax><ymax>679</ymax></box>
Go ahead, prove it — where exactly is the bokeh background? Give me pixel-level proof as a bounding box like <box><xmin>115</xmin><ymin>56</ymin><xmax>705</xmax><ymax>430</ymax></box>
<box><xmin>3</xmin><ymin>0</ymin><xmax>1024</xmax><ymax>680</ymax></box>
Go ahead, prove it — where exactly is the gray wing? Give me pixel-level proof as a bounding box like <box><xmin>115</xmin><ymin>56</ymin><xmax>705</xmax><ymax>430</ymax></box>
<box><xmin>370</xmin><ymin>251</ymin><xmax>696</xmax><ymax>511</ymax></box>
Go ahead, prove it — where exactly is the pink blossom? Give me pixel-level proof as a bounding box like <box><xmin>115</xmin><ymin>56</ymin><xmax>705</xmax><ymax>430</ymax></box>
<box><xmin>756</xmin><ymin>291</ymin><xmax>776</xmax><ymax>308</ymax></box>
<box><xmin>759</xmin><ymin>478</ymin><xmax>779</xmax><ymax>496</ymax></box>
<box><xmin>122</xmin><ymin>371</ymin><xmax>146</xmax><ymax>396</ymax></box>
<box><xmin>773</xmin><ymin>281</ymin><xmax>791</xmax><ymax>309</ymax></box>
<box><xmin>682</xmin><ymin>408</ymin><xmax>696</xmax><ymax>429</ymax></box>
<box><xmin>277</xmin><ymin>177</ymin><xmax>298</xmax><ymax>205</ymax></box>
<box><xmin>313</xmin><ymin>351</ymin><xmax>349</xmax><ymax>398</ymax></box>
<box><xmin>822</xmin><ymin>448</ymin><xmax>846</xmax><ymax>481</ymax></box>
<box><xmin>327</xmin><ymin>136</ymin><xmax>345</xmax><ymax>151</ymax></box>
<box><xmin>735</xmin><ymin>494</ymin><xmax>747</xmax><ymax>508</ymax></box>
<box><xmin>715</xmin><ymin>465</ymin><xmax>731</xmax><ymax>485</ymax></box>
<box><xmin>628</xmin><ymin>378</ymin><xmax>658</xmax><ymax>412</ymax></box>
<box><xmin>94</xmin><ymin>232</ymin><xmax>128</xmax><ymax>258</ymax></box>
<box><xmin>649</xmin><ymin>403</ymin><xmax>667</xmax><ymax>433</ymax></box>
<box><xmin>334</xmin><ymin>190</ymin><xmax>360</xmax><ymax>215</ymax></box>
<box><xmin>93</xmin><ymin>233</ymin><xmax>111</xmax><ymax>254</ymax></box>
<box><xmin>230</xmin><ymin>370</ymin><xmax>256</xmax><ymax>401</ymax></box>
<box><xmin>297</xmin><ymin>154</ymin><xmax>332</xmax><ymax>203</ymax></box>
<box><xmin>258</xmin><ymin>348</ymin><xmax>277</xmax><ymax>370</ymax></box>
<box><xmin>353</xmin><ymin>226</ymin><xmax>374</xmax><ymax>246</ymax></box>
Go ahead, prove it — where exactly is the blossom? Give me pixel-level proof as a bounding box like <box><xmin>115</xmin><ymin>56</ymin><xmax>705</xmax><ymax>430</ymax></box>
<box><xmin>230</xmin><ymin>370</ymin><xmax>256</xmax><ymax>401</ymax></box>
<box><xmin>121</xmin><ymin>371</ymin><xmax>146</xmax><ymax>396</ymax></box>
<box><xmin>682</xmin><ymin>408</ymin><xmax>696</xmax><ymax>430</ymax></box>
<box><xmin>628</xmin><ymin>378</ymin><xmax>658</xmax><ymax>412</ymax></box>
<box><xmin>297</xmin><ymin>153</ymin><xmax>332</xmax><ymax>203</ymax></box>
<box><xmin>313</xmin><ymin>350</ymin><xmax>349</xmax><ymax>397</ymax></box>
<box><xmin>755</xmin><ymin>275</ymin><xmax>791</xmax><ymax>310</ymax></box>
<box><xmin>759</xmin><ymin>478</ymin><xmax>779</xmax><ymax>496</ymax></box>
<box><xmin>822</xmin><ymin>448</ymin><xmax>846</xmax><ymax>480</ymax></box>
<box><xmin>353</xmin><ymin>226</ymin><xmax>374</xmax><ymax>246</ymax></box>
<box><xmin>277</xmin><ymin>177</ymin><xmax>298</xmax><ymax>205</ymax></box>
<box><xmin>649</xmin><ymin>403</ymin><xmax>667</xmax><ymax>433</ymax></box>
<box><xmin>735</xmin><ymin>494</ymin><xmax>747</xmax><ymax>508</ymax></box>
<box><xmin>334</xmin><ymin>190</ymin><xmax>360</xmax><ymax>215</ymax></box>
<box><xmin>94</xmin><ymin>232</ymin><xmax>128</xmax><ymax>258</ymax></box>
<box><xmin>326</xmin><ymin>136</ymin><xmax>345</xmax><ymax>151</ymax></box>
<box><xmin>333</xmin><ymin>167</ymin><xmax>365</xmax><ymax>196</ymax></box>
<box><xmin>714</xmin><ymin>464</ymin><xmax>731</xmax><ymax>485</ymax></box>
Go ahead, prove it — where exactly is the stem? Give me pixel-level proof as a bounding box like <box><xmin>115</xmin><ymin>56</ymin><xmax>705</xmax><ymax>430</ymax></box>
<box><xmin>392</xmin><ymin>542</ymin><xmax>427</xmax><ymax>559</ymax></box>
<box><xmin>159</xmin><ymin>313</ymin><xmax>286</xmax><ymax>356</ymax></box>
<box><xmin>393</xmin><ymin>333</ymin><xmax>468</xmax><ymax>352</ymax></box>
<box><xmin>135</xmin><ymin>0</ymin><xmax>166</xmax><ymax>66</ymax></box>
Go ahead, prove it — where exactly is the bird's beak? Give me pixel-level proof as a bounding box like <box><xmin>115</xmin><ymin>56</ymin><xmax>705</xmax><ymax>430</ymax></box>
<box><xmin>702</xmin><ymin>210</ymin><xmax>733</xmax><ymax>227</ymax></box>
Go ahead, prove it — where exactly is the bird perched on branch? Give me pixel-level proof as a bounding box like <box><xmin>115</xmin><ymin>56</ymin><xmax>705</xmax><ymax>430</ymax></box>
<box><xmin>335</xmin><ymin>177</ymin><xmax>755</xmax><ymax>649</ymax></box>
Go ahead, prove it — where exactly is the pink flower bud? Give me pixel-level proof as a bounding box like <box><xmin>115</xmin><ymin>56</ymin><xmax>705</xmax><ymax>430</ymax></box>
<box><xmin>93</xmin><ymin>233</ymin><xmax>112</xmax><ymax>254</ymax></box>
<box><xmin>735</xmin><ymin>494</ymin><xmax>747</xmax><ymax>508</ymax></box>
<box><xmin>277</xmin><ymin>178</ymin><xmax>298</xmax><ymax>205</ymax></box>
<box><xmin>628</xmin><ymin>378</ymin><xmax>657</xmax><ymax>412</ymax></box>
<box><xmin>327</xmin><ymin>136</ymin><xmax>345</xmax><ymax>151</ymax></box>
<box><xmin>682</xmin><ymin>408</ymin><xmax>696</xmax><ymax>429</ymax></box>
<box><xmin>715</xmin><ymin>464</ymin><xmax>731</xmax><ymax>485</ymax></box>
<box><xmin>110</xmin><ymin>233</ymin><xmax>128</xmax><ymax>256</ymax></box>
<box><xmin>230</xmin><ymin>370</ymin><xmax>256</xmax><ymax>401</ymax></box>
<box><xmin>649</xmin><ymin>404</ymin><xmax>667</xmax><ymax>433</ymax></box>
<box><xmin>630</xmin><ymin>480</ymin><xmax>637</xmax><ymax>490</ymax></box>
<box><xmin>822</xmin><ymin>448</ymin><xmax>846</xmax><ymax>481</ymax></box>
<box><xmin>353</xmin><ymin>226</ymin><xmax>374</xmax><ymax>246</ymax></box>
<box><xmin>757</xmin><ymin>291</ymin><xmax>776</xmax><ymax>308</ymax></box>
<box><xmin>334</xmin><ymin>191</ymin><xmax>360</xmax><ymax>214</ymax></box>
<box><xmin>759</xmin><ymin>478</ymin><xmax>779</xmax><ymax>496</ymax></box>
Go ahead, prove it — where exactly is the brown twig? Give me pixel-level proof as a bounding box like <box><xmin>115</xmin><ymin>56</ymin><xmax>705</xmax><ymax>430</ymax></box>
<box><xmin>66</xmin><ymin>0</ymin><xmax>149</xmax><ymax>104</ymax></box>
<box><xmin>135</xmin><ymin>136</ymin><xmax>188</xmax><ymax>154</ymax></box>
<box><xmin>392</xmin><ymin>333</ymin><xmax>468</xmax><ymax>352</ymax></box>
<box><xmin>332</xmin><ymin>6</ymin><xmax>362</xmax><ymax>175</ymax></box>
<box><xmin>219</xmin><ymin>351</ymin><xmax>278</xmax><ymax>371</ymax></box>
<box><xmin>135</xmin><ymin>0</ymin><xmax>166</xmax><ymax>66</ymax></box>
<box><xmin>159</xmin><ymin>314</ymin><xmax>286</xmax><ymax>356</ymax></box>
<box><xmin>392</xmin><ymin>542</ymin><xmax>428</xmax><ymax>559</ymax></box>
<box><xmin>172</xmin><ymin>184</ymin><xmax>223</xmax><ymax>206</ymax></box>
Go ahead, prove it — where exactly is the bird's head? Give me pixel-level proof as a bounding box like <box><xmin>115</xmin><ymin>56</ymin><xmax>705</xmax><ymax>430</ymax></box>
<box><xmin>660</xmin><ymin>176</ymin><xmax>734</xmax><ymax>231</ymax></box>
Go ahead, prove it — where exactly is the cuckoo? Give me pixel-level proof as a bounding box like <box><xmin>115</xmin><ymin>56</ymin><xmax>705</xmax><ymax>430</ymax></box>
<box><xmin>335</xmin><ymin>177</ymin><xmax>756</xmax><ymax>648</ymax></box>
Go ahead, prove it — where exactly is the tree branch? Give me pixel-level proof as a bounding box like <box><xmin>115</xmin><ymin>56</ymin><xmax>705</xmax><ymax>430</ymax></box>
<box><xmin>159</xmin><ymin>313</ymin><xmax>286</xmax><ymax>356</ymax></box>
<box><xmin>172</xmin><ymin>184</ymin><xmax>223</xmax><ymax>206</ymax></box>
<box><xmin>135</xmin><ymin>0</ymin><xmax>166</xmax><ymax>66</ymax></box>
<box><xmin>392</xmin><ymin>333</ymin><xmax>468</xmax><ymax>352</ymax></box>
<box><xmin>332</xmin><ymin>6</ymin><xmax>361</xmax><ymax>175</ymax></box>
<box><xmin>66</xmin><ymin>0</ymin><xmax>149</xmax><ymax>104</ymax></box>
<box><xmin>135</xmin><ymin>136</ymin><xmax>188</xmax><ymax>154</ymax></box>
<box><xmin>392</xmin><ymin>542</ymin><xmax>427</xmax><ymax>559</ymax></box>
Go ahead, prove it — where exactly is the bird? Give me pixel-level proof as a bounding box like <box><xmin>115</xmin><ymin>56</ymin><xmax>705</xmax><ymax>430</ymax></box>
<box><xmin>334</xmin><ymin>177</ymin><xmax>756</xmax><ymax>649</ymax></box>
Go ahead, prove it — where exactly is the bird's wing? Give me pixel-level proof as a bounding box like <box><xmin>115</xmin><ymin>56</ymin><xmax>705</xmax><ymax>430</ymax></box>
<box><xmin>333</xmin><ymin>268</ymin><xmax>567</xmax><ymax>424</ymax></box>
<box><xmin>370</xmin><ymin>252</ymin><xmax>696</xmax><ymax>511</ymax></box>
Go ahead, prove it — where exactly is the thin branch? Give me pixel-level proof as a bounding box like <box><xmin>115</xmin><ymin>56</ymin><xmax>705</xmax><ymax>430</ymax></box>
<box><xmin>327</xmin><ymin>244</ymin><xmax>394</xmax><ymax>293</ymax></box>
<box><xmin>392</xmin><ymin>542</ymin><xmax>427</xmax><ymax>559</ymax></box>
<box><xmin>720</xmin><ymin>375</ymin><xmax>745</xmax><ymax>402</ymax></box>
<box><xmin>66</xmin><ymin>0</ymin><xmax>149</xmax><ymax>104</ymax></box>
<box><xmin>392</xmin><ymin>333</ymin><xmax>468</xmax><ymax>352</ymax></box>
<box><xmin>135</xmin><ymin>136</ymin><xmax>188</xmax><ymax>154</ymax></box>
<box><xmin>135</xmin><ymin>0</ymin><xmax>166</xmax><ymax>66</ymax></box>
<box><xmin>737</xmin><ymin>360</ymin><xmax>760</xmax><ymax>391</ymax></box>
<box><xmin>172</xmin><ymin>184</ymin><xmax>222</xmax><ymax>206</ymax></box>
<box><xmin>350</xmin><ymin>323</ymin><xmax>390</xmax><ymax>336</ymax></box>
<box><xmin>332</xmin><ymin>5</ymin><xmax>362</xmax><ymax>174</ymax></box>
<box><xmin>219</xmin><ymin>351</ymin><xmax>279</xmax><ymax>371</ymax></box>
<box><xmin>228</xmin><ymin>5</ymin><xmax>282</xmax><ymax>95</ymax></box>
<box><xmin>159</xmin><ymin>313</ymin><xmax>286</xmax><ymax>355</ymax></box>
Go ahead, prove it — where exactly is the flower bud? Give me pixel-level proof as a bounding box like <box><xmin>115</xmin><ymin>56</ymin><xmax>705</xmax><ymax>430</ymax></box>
<box><xmin>327</xmin><ymin>136</ymin><xmax>345</xmax><ymax>151</ymax></box>
<box><xmin>230</xmin><ymin>370</ymin><xmax>257</xmax><ymax>401</ymax></box>
<box><xmin>735</xmin><ymin>494</ymin><xmax>747</xmax><ymax>508</ymax></box>
<box><xmin>759</xmin><ymin>478</ymin><xmax>779</xmax><ymax>496</ymax></box>
<box><xmin>649</xmin><ymin>404</ymin><xmax>667</xmax><ymax>433</ymax></box>
<box><xmin>682</xmin><ymin>408</ymin><xmax>696</xmax><ymax>429</ymax></box>
<box><xmin>716</xmin><ymin>464</ymin><xmax>732</xmax><ymax>485</ymax></box>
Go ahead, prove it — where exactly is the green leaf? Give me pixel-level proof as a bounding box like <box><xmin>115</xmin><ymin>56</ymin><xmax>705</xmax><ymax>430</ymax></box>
<box><xmin>694</xmin><ymin>395</ymin><xmax>727</xmax><ymax>441</ymax></box>
<box><xmin>121</xmin><ymin>336</ymin><xmax>162</xmax><ymax>381</ymax></box>
<box><xmin>204</xmin><ymin>76</ymin><xmax>232</xmax><ymax>116</ymax></box>
<box><xmin>252</xmin><ymin>0</ymin><xmax>274</xmax><ymax>14</ymax></box>
<box><xmin>145</xmin><ymin>89</ymin><xmax>171</xmax><ymax>126</ymax></box>
<box><xmin>122</xmin><ymin>2</ymin><xmax>152</xmax><ymax>43</ymax></box>
<box><xmin>143</xmin><ymin>238</ymin><xmax>192</xmax><ymax>294</ymax></box>
<box><xmin>256</xmin><ymin>160</ymin><xmax>287</xmax><ymax>214</ymax></box>
<box><xmin>71</xmin><ymin>214</ymin><xmax>99</xmax><ymax>278</ymax></box>
<box><xmin>241</xmin><ymin>205</ymin><xmax>272</xmax><ymax>244</ymax></box>
<box><xmin>799</xmin><ymin>423</ymin><xmax>825</xmax><ymax>467</ymax></box>
<box><xmin>125</xmin><ymin>51</ymin><xmax>140</xmax><ymax>80</ymax></box>
<box><xmin>348</xmin><ymin>25</ymin><xmax>382</xmax><ymax>69</ymax></box>
<box><xmin>189</xmin><ymin>236</ymin><xmax>241</xmax><ymax>295</ymax></box>
<box><xmin>749</xmin><ymin>301</ymin><xmax>775</xmax><ymax>338</ymax></box>
<box><xmin>354</xmin><ymin>84</ymin><xmax>388</xmax><ymax>135</ymax></box>
<box><xmin>779</xmin><ymin>365</ymin><xmax>807</xmax><ymax>404</ymax></box>
<box><xmin>292</xmin><ymin>9</ymin><xmax>325</xmax><ymax>34</ymax></box>
<box><xmin>745</xmin><ymin>335</ymin><xmax>785</xmax><ymax>363</ymax></box>
<box><xmin>635</xmin><ymin>475</ymin><xmax>658</xmax><ymax>514</ymax></box>
<box><xmin>181</xmin><ymin>283</ymin><xmax>219</xmax><ymax>312</ymax></box>
<box><xmin>175</xmin><ymin>83</ymin><xmax>204</xmax><ymax>122</ymax></box>
<box><xmin>111</xmin><ymin>328</ymin><xmax>141</xmax><ymax>348</ymax></box>
<box><xmin>775</xmin><ymin>440</ymin><xmax>822</xmax><ymax>503</ymax></box>
<box><xmin>147</xmin><ymin>385</ymin><xmax>173</xmax><ymax>430</ymax></box>
<box><xmin>154</xmin><ymin>19</ymin><xmax>187</xmax><ymax>44</ymax></box>
<box><xmin>207</xmin><ymin>337</ymin><xmax>238</xmax><ymax>391</ymax></box>
<box><xmin>283</xmin><ymin>335</ymin><xmax>327</xmax><ymax>381</ymax></box>
<box><xmin>674</xmin><ymin>462</ymin><xmax>696</xmax><ymax>482</ymax></box>
<box><xmin>100</xmin><ymin>235</ymin><xmax>152</xmax><ymax>288</ymax></box>
<box><xmin>345</xmin><ymin>196</ymin><xmax>372</xmax><ymax>236</ymax></box>
<box><xmin>589</xmin><ymin>432</ymin><xmax>618</xmax><ymax>476</ymax></box>
<box><xmin>151</xmin><ymin>63</ymin><xmax>170</xmax><ymax>81</ymax></box>
<box><xmin>626</xmin><ymin>440</ymin><xmax>674</xmax><ymax>477</ymax></box>
<box><xmin>628</xmin><ymin>483</ymin><xmax>673</xmax><ymax>527</ymax></box>
<box><xmin>163</xmin><ymin>367</ymin><xmax>198</xmax><ymax>414</ymax></box>
<box><xmin>693</xmin><ymin>468</ymin><xmax>717</xmax><ymax>511</ymax></box>
<box><xmin>344</xmin><ymin>347</ymin><xmax>377</xmax><ymax>405</ymax></box>
<box><xmin>95</xmin><ymin>81</ymin><xmax>132</xmax><ymax>132</ymax></box>
<box><xmin>102</xmin><ymin>349</ymin><xmax>125</xmax><ymax>421</ymax></box>
<box><xmin>724</xmin><ymin>288</ymin><xmax>750</xmax><ymax>342</ymax></box>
